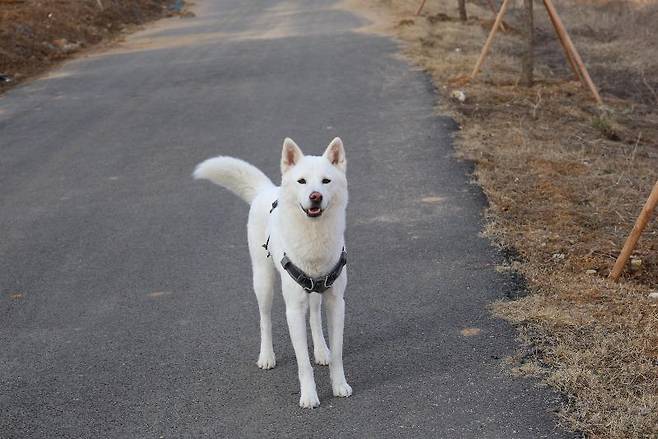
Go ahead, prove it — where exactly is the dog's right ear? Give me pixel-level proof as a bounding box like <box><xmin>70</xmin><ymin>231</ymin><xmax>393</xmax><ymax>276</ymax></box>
<box><xmin>281</xmin><ymin>137</ymin><xmax>304</xmax><ymax>174</ymax></box>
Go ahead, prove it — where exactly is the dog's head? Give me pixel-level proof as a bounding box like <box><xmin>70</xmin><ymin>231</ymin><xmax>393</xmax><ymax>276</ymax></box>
<box><xmin>279</xmin><ymin>137</ymin><xmax>347</xmax><ymax>219</ymax></box>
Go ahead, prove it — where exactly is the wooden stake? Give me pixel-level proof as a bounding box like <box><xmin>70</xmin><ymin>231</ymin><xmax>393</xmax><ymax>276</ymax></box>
<box><xmin>609</xmin><ymin>180</ymin><xmax>658</xmax><ymax>281</ymax></box>
<box><xmin>543</xmin><ymin>0</ymin><xmax>602</xmax><ymax>104</ymax></box>
<box><xmin>416</xmin><ymin>0</ymin><xmax>428</xmax><ymax>16</ymax></box>
<box><xmin>470</xmin><ymin>0</ymin><xmax>511</xmax><ymax>80</ymax></box>
<box><xmin>543</xmin><ymin>0</ymin><xmax>581</xmax><ymax>82</ymax></box>
<box><xmin>485</xmin><ymin>0</ymin><xmax>507</xmax><ymax>31</ymax></box>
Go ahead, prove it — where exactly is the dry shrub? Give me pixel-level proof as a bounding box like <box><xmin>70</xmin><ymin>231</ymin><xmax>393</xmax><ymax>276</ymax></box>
<box><xmin>347</xmin><ymin>0</ymin><xmax>658</xmax><ymax>437</ymax></box>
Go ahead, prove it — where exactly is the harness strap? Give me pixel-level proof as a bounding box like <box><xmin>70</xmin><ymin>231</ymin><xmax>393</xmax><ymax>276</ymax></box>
<box><xmin>281</xmin><ymin>249</ymin><xmax>347</xmax><ymax>294</ymax></box>
<box><xmin>263</xmin><ymin>199</ymin><xmax>347</xmax><ymax>293</ymax></box>
<box><xmin>262</xmin><ymin>200</ymin><xmax>278</xmax><ymax>257</ymax></box>
<box><xmin>261</xmin><ymin>236</ymin><xmax>271</xmax><ymax>258</ymax></box>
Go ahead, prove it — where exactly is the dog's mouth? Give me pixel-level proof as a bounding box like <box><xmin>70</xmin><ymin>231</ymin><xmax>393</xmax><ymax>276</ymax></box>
<box><xmin>301</xmin><ymin>204</ymin><xmax>324</xmax><ymax>218</ymax></box>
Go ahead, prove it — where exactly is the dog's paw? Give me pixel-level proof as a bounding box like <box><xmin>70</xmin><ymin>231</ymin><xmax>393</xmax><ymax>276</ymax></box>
<box><xmin>299</xmin><ymin>391</ymin><xmax>320</xmax><ymax>409</ymax></box>
<box><xmin>314</xmin><ymin>347</ymin><xmax>331</xmax><ymax>366</ymax></box>
<box><xmin>332</xmin><ymin>381</ymin><xmax>352</xmax><ymax>398</ymax></box>
<box><xmin>257</xmin><ymin>352</ymin><xmax>276</xmax><ymax>370</ymax></box>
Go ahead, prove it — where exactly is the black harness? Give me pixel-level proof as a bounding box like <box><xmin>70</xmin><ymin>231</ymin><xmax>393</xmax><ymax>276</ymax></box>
<box><xmin>281</xmin><ymin>249</ymin><xmax>347</xmax><ymax>294</ymax></box>
<box><xmin>263</xmin><ymin>200</ymin><xmax>347</xmax><ymax>294</ymax></box>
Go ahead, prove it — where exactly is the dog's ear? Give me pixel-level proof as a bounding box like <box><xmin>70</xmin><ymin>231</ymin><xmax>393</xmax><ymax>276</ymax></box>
<box><xmin>322</xmin><ymin>137</ymin><xmax>346</xmax><ymax>172</ymax></box>
<box><xmin>281</xmin><ymin>137</ymin><xmax>304</xmax><ymax>174</ymax></box>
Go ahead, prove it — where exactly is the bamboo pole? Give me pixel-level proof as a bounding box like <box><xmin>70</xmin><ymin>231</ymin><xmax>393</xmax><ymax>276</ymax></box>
<box><xmin>416</xmin><ymin>0</ymin><xmax>428</xmax><ymax>16</ymax></box>
<box><xmin>543</xmin><ymin>0</ymin><xmax>602</xmax><ymax>104</ymax></box>
<box><xmin>470</xmin><ymin>0</ymin><xmax>511</xmax><ymax>80</ymax></box>
<box><xmin>609</xmin><ymin>180</ymin><xmax>658</xmax><ymax>281</ymax></box>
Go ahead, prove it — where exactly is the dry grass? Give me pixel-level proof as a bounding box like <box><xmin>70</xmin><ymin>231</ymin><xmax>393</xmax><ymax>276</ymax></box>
<box><xmin>0</xmin><ymin>0</ymin><xmax>188</xmax><ymax>91</ymax></box>
<box><xmin>346</xmin><ymin>0</ymin><xmax>658</xmax><ymax>437</ymax></box>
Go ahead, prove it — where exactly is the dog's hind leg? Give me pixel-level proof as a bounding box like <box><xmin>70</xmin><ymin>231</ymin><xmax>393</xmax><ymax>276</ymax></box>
<box><xmin>253</xmin><ymin>260</ymin><xmax>276</xmax><ymax>369</ymax></box>
<box><xmin>309</xmin><ymin>293</ymin><xmax>331</xmax><ymax>365</ymax></box>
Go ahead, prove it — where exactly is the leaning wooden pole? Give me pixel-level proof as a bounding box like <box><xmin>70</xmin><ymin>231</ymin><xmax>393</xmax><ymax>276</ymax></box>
<box><xmin>543</xmin><ymin>0</ymin><xmax>603</xmax><ymax>104</ymax></box>
<box><xmin>485</xmin><ymin>0</ymin><xmax>507</xmax><ymax>31</ymax></box>
<box><xmin>470</xmin><ymin>0</ymin><xmax>511</xmax><ymax>79</ymax></box>
<box><xmin>416</xmin><ymin>0</ymin><xmax>428</xmax><ymax>15</ymax></box>
<box><xmin>609</xmin><ymin>180</ymin><xmax>658</xmax><ymax>281</ymax></box>
<box><xmin>543</xmin><ymin>0</ymin><xmax>581</xmax><ymax>82</ymax></box>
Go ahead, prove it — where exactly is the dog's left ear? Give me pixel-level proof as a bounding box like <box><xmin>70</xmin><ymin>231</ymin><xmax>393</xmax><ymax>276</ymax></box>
<box><xmin>322</xmin><ymin>137</ymin><xmax>346</xmax><ymax>172</ymax></box>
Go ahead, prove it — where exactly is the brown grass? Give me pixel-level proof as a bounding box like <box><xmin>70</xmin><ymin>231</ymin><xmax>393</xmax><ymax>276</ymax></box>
<box><xmin>345</xmin><ymin>0</ymin><xmax>658</xmax><ymax>437</ymax></box>
<box><xmin>0</xmin><ymin>0</ymin><xmax>189</xmax><ymax>91</ymax></box>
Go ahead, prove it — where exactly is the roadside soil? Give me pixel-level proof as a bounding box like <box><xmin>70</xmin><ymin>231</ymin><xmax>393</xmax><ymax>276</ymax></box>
<box><xmin>344</xmin><ymin>0</ymin><xmax>658</xmax><ymax>437</ymax></box>
<box><xmin>0</xmin><ymin>0</ymin><xmax>191</xmax><ymax>92</ymax></box>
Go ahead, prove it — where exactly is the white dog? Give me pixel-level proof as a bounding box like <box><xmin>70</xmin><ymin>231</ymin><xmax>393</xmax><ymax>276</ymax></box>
<box><xmin>193</xmin><ymin>137</ymin><xmax>352</xmax><ymax>408</ymax></box>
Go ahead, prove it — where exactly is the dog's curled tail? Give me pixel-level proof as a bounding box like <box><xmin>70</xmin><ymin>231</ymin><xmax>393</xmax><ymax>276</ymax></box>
<box><xmin>193</xmin><ymin>156</ymin><xmax>275</xmax><ymax>204</ymax></box>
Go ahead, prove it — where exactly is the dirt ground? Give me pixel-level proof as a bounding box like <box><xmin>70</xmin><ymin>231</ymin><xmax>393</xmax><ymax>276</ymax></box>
<box><xmin>344</xmin><ymin>0</ymin><xmax>658</xmax><ymax>437</ymax></box>
<box><xmin>0</xmin><ymin>0</ymin><xmax>191</xmax><ymax>92</ymax></box>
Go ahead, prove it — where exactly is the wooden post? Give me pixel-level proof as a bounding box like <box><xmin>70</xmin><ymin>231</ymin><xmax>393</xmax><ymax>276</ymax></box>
<box><xmin>520</xmin><ymin>0</ymin><xmax>534</xmax><ymax>86</ymax></box>
<box><xmin>416</xmin><ymin>0</ymin><xmax>428</xmax><ymax>15</ymax></box>
<box><xmin>609</xmin><ymin>180</ymin><xmax>658</xmax><ymax>281</ymax></box>
<box><xmin>458</xmin><ymin>0</ymin><xmax>468</xmax><ymax>21</ymax></box>
<box><xmin>543</xmin><ymin>0</ymin><xmax>603</xmax><ymax>104</ymax></box>
<box><xmin>470</xmin><ymin>0</ymin><xmax>511</xmax><ymax>79</ymax></box>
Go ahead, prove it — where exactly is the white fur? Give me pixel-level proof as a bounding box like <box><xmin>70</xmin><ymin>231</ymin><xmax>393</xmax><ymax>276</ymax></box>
<box><xmin>194</xmin><ymin>137</ymin><xmax>351</xmax><ymax>408</ymax></box>
<box><xmin>193</xmin><ymin>156</ymin><xmax>274</xmax><ymax>203</ymax></box>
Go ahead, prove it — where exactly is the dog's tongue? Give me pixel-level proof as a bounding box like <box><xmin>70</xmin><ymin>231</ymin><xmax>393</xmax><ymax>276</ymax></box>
<box><xmin>308</xmin><ymin>207</ymin><xmax>321</xmax><ymax>216</ymax></box>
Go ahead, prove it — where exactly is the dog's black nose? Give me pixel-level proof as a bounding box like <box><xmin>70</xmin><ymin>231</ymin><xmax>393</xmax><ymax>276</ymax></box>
<box><xmin>309</xmin><ymin>191</ymin><xmax>323</xmax><ymax>202</ymax></box>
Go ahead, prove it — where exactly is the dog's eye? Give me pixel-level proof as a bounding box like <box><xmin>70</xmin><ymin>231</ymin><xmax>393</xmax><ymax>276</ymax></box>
<box><xmin>297</xmin><ymin>178</ymin><xmax>306</xmax><ymax>184</ymax></box>
<box><xmin>322</xmin><ymin>178</ymin><xmax>331</xmax><ymax>184</ymax></box>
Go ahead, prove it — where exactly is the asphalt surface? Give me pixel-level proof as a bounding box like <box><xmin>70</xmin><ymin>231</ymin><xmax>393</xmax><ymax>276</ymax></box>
<box><xmin>0</xmin><ymin>1</ymin><xmax>571</xmax><ymax>437</ymax></box>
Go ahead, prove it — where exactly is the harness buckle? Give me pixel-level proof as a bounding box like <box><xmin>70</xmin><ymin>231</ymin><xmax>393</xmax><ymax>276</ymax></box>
<box><xmin>306</xmin><ymin>278</ymin><xmax>316</xmax><ymax>292</ymax></box>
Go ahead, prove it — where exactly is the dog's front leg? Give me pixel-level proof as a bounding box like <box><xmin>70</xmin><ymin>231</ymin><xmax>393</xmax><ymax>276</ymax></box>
<box><xmin>309</xmin><ymin>293</ymin><xmax>331</xmax><ymax>365</ymax></box>
<box><xmin>325</xmin><ymin>274</ymin><xmax>352</xmax><ymax>398</ymax></box>
<box><xmin>283</xmin><ymin>283</ymin><xmax>320</xmax><ymax>408</ymax></box>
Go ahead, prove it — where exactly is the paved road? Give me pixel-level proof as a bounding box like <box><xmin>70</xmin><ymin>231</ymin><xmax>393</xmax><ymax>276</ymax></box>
<box><xmin>0</xmin><ymin>1</ymin><xmax>570</xmax><ymax>437</ymax></box>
